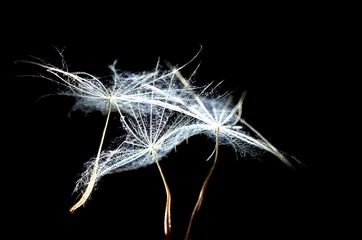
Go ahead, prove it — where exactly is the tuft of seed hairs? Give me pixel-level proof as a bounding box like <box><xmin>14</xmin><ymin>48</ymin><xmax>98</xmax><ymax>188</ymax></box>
<box><xmin>19</xmin><ymin>46</ymin><xmax>300</xmax><ymax>240</ymax></box>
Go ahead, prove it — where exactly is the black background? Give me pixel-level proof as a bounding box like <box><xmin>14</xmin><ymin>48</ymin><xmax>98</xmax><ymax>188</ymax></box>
<box><xmin>2</xmin><ymin>3</ymin><xmax>355</xmax><ymax>240</ymax></box>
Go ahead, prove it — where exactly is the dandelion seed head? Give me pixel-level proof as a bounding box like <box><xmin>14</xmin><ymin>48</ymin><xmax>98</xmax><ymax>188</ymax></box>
<box><xmin>25</xmin><ymin>46</ymin><xmax>298</xmax><ymax>212</ymax></box>
<box><xmin>72</xmin><ymin>81</ymin><xmax>198</xmax><ymax>196</ymax></box>
<box><xmin>168</xmin><ymin>68</ymin><xmax>296</xmax><ymax>167</ymax></box>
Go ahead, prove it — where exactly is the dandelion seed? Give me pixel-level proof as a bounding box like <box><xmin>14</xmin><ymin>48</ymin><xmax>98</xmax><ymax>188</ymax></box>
<box><xmin>73</xmin><ymin>83</ymin><xmax>196</xmax><ymax>239</ymax></box>
<box><xmin>159</xmin><ymin>63</ymin><xmax>299</xmax><ymax>239</ymax></box>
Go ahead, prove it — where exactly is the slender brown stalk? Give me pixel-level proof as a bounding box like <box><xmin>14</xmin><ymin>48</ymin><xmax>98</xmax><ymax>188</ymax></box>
<box><xmin>70</xmin><ymin>100</ymin><xmax>113</xmax><ymax>213</ymax></box>
<box><xmin>152</xmin><ymin>148</ymin><xmax>172</xmax><ymax>240</ymax></box>
<box><xmin>184</xmin><ymin>128</ymin><xmax>220</xmax><ymax>240</ymax></box>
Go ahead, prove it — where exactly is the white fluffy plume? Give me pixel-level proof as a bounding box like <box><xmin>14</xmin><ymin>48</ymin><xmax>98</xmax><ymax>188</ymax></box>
<box><xmin>20</xmin><ymin>48</ymin><xmax>298</xmax><ymax>220</ymax></box>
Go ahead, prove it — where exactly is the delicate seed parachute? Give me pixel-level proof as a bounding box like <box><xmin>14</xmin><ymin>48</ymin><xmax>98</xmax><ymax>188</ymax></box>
<box><xmin>20</xmin><ymin>48</ymin><xmax>298</xmax><ymax>239</ymax></box>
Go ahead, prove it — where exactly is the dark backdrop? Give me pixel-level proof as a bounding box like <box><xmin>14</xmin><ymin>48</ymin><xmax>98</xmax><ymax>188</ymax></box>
<box><xmin>2</xmin><ymin>3</ymin><xmax>353</xmax><ymax>240</ymax></box>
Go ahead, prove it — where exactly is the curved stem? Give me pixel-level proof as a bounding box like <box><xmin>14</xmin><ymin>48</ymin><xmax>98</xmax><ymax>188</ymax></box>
<box><xmin>70</xmin><ymin>100</ymin><xmax>113</xmax><ymax>213</ymax></box>
<box><xmin>185</xmin><ymin>128</ymin><xmax>220</xmax><ymax>240</ymax></box>
<box><xmin>152</xmin><ymin>149</ymin><xmax>172</xmax><ymax>240</ymax></box>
